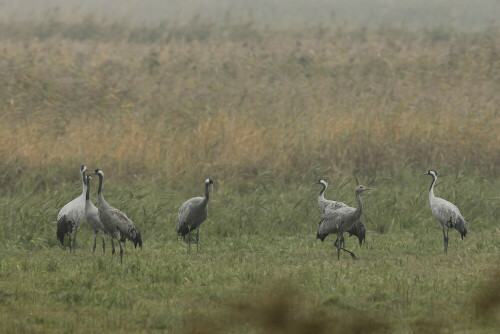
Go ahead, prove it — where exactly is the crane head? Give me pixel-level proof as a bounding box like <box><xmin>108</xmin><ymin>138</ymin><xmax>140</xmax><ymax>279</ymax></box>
<box><xmin>205</xmin><ymin>178</ymin><xmax>214</xmax><ymax>191</ymax></box>
<box><xmin>314</xmin><ymin>179</ymin><xmax>328</xmax><ymax>186</ymax></box>
<box><xmin>355</xmin><ymin>185</ymin><xmax>371</xmax><ymax>194</ymax></box>
<box><xmin>94</xmin><ymin>169</ymin><xmax>104</xmax><ymax>177</ymax></box>
<box><xmin>80</xmin><ymin>165</ymin><xmax>88</xmax><ymax>173</ymax></box>
<box><xmin>423</xmin><ymin>170</ymin><xmax>438</xmax><ymax>177</ymax></box>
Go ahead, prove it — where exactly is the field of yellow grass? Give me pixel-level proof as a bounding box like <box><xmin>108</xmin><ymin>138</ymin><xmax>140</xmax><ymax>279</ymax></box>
<box><xmin>0</xmin><ymin>20</ymin><xmax>498</xmax><ymax>190</ymax></box>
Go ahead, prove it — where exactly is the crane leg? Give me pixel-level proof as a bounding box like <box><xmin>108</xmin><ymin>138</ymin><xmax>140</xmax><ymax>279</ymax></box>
<box><xmin>340</xmin><ymin>247</ymin><xmax>358</xmax><ymax>260</ymax></box>
<box><xmin>196</xmin><ymin>226</ymin><xmax>200</xmax><ymax>253</ymax></box>
<box><xmin>111</xmin><ymin>238</ymin><xmax>115</xmax><ymax>260</ymax></box>
<box><xmin>72</xmin><ymin>228</ymin><xmax>79</xmax><ymax>253</ymax></box>
<box><xmin>446</xmin><ymin>229</ymin><xmax>449</xmax><ymax>254</ymax></box>
<box><xmin>442</xmin><ymin>229</ymin><xmax>448</xmax><ymax>254</ymax></box>
<box><xmin>334</xmin><ymin>236</ymin><xmax>357</xmax><ymax>260</ymax></box>
<box><xmin>101</xmin><ymin>233</ymin><xmax>106</xmax><ymax>254</ymax></box>
<box><xmin>68</xmin><ymin>232</ymin><xmax>72</xmax><ymax>253</ymax></box>
<box><xmin>118</xmin><ymin>240</ymin><xmax>123</xmax><ymax>264</ymax></box>
<box><xmin>93</xmin><ymin>231</ymin><xmax>97</xmax><ymax>253</ymax></box>
<box><xmin>188</xmin><ymin>229</ymin><xmax>191</xmax><ymax>254</ymax></box>
<box><xmin>336</xmin><ymin>236</ymin><xmax>341</xmax><ymax>260</ymax></box>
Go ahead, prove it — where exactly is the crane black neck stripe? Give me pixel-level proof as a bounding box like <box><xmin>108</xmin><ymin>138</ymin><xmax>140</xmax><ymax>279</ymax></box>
<box><xmin>319</xmin><ymin>183</ymin><xmax>326</xmax><ymax>196</ymax></box>
<box><xmin>429</xmin><ymin>173</ymin><xmax>437</xmax><ymax>192</ymax></box>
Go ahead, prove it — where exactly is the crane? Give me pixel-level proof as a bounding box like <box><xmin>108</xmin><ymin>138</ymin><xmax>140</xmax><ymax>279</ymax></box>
<box><xmin>84</xmin><ymin>174</ymin><xmax>106</xmax><ymax>253</ymax></box>
<box><xmin>56</xmin><ymin>165</ymin><xmax>88</xmax><ymax>253</ymax></box>
<box><xmin>315</xmin><ymin>179</ymin><xmax>366</xmax><ymax>246</ymax></box>
<box><xmin>93</xmin><ymin>169</ymin><xmax>142</xmax><ymax>264</ymax></box>
<box><xmin>424</xmin><ymin>170</ymin><xmax>467</xmax><ymax>253</ymax></box>
<box><xmin>316</xmin><ymin>185</ymin><xmax>371</xmax><ymax>260</ymax></box>
<box><xmin>177</xmin><ymin>178</ymin><xmax>214</xmax><ymax>253</ymax></box>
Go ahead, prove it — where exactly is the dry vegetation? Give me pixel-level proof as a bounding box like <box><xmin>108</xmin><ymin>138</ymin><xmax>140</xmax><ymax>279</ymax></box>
<box><xmin>0</xmin><ymin>18</ymin><xmax>499</xmax><ymax>190</ymax></box>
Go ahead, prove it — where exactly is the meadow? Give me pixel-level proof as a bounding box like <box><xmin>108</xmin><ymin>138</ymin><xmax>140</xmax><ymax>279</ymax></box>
<box><xmin>0</xmin><ymin>13</ymin><xmax>499</xmax><ymax>333</ymax></box>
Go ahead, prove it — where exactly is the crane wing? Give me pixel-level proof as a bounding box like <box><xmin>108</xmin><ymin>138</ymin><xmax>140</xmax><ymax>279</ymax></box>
<box><xmin>107</xmin><ymin>208</ymin><xmax>142</xmax><ymax>248</ymax></box>
<box><xmin>347</xmin><ymin>220</ymin><xmax>366</xmax><ymax>246</ymax></box>
<box><xmin>324</xmin><ymin>200</ymin><xmax>349</xmax><ymax>213</ymax></box>
<box><xmin>177</xmin><ymin>197</ymin><xmax>204</xmax><ymax>230</ymax></box>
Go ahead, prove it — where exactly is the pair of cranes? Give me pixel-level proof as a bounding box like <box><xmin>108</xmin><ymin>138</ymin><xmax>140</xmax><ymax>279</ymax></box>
<box><xmin>315</xmin><ymin>170</ymin><xmax>468</xmax><ymax>260</ymax></box>
<box><xmin>57</xmin><ymin>166</ymin><xmax>142</xmax><ymax>264</ymax></box>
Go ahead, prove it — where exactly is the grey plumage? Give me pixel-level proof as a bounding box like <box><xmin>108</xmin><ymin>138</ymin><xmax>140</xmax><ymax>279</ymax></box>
<box><xmin>424</xmin><ymin>170</ymin><xmax>467</xmax><ymax>254</ymax></box>
<box><xmin>316</xmin><ymin>185</ymin><xmax>371</xmax><ymax>260</ymax></box>
<box><xmin>56</xmin><ymin>165</ymin><xmax>88</xmax><ymax>252</ymax></box>
<box><xmin>94</xmin><ymin>169</ymin><xmax>142</xmax><ymax>264</ymax></box>
<box><xmin>84</xmin><ymin>175</ymin><xmax>106</xmax><ymax>253</ymax></box>
<box><xmin>315</xmin><ymin>179</ymin><xmax>366</xmax><ymax>246</ymax></box>
<box><xmin>177</xmin><ymin>178</ymin><xmax>214</xmax><ymax>253</ymax></box>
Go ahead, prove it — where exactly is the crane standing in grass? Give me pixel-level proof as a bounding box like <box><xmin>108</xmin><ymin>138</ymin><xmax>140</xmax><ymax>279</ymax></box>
<box><xmin>424</xmin><ymin>170</ymin><xmax>467</xmax><ymax>254</ymax></box>
<box><xmin>94</xmin><ymin>169</ymin><xmax>142</xmax><ymax>264</ymax></box>
<box><xmin>315</xmin><ymin>179</ymin><xmax>366</xmax><ymax>247</ymax></box>
<box><xmin>84</xmin><ymin>174</ymin><xmax>106</xmax><ymax>253</ymax></box>
<box><xmin>177</xmin><ymin>178</ymin><xmax>214</xmax><ymax>253</ymax></box>
<box><xmin>56</xmin><ymin>165</ymin><xmax>88</xmax><ymax>253</ymax></box>
<box><xmin>316</xmin><ymin>185</ymin><xmax>371</xmax><ymax>260</ymax></box>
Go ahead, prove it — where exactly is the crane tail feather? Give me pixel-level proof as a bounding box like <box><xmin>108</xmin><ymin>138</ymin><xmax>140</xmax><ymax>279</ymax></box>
<box><xmin>316</xmin><ymin>231</ymin><xmax>327</xmax><ymax>242</ymax></box>
<box><xmin>454</xmin><ymin>217</ymin><xmax>468</xmax><ymax>240</ymax></box>
<box><xmin>348</xmin><ymin>220</ymin><xmax>366</xmax><ymax>246</ymax></box>
<box><xmin>56</xmin><ymin>216</ymin><xmax>74</xmax><ymax>246</ymax></box>
<box><xmin>122</xmin><ymin>226</ymin><xmax>143</xmax><ymax>249</ymax></box>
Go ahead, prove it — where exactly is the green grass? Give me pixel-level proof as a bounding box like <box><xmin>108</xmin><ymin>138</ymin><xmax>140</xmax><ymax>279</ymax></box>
<box><xmin>1</xmin><ymin>174</ymin><xmax>499</xmax><ymax>333</ymax></box>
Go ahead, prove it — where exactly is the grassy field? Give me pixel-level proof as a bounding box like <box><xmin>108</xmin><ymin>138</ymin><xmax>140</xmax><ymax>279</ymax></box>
<box><xmin>0</xmin><ymin>13</ymin><xmax>499</xmax><ymax>333</ymax></box>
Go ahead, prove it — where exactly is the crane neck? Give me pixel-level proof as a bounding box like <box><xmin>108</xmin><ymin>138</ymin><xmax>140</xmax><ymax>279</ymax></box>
<box><xmin>81</xmin><ymin>172</ymin><xmax>87</xmax><ymax>195</ymax></box>
<box><xmin>428</xmin><ymin>174</ymin><xmax>437</xmax><ymax>200</ymax></box>
<box><xmin>86</xmin><ymin>178</ymin><xmax>91</xmax><ymax>201</ymax></box>
<box><xmin>204</xmin><ymin>183</ymin><xmax>210</xmax><ymax>202</ymax></box>
<box><xmin>318</xmin><ymin>183</ymin><xmax>327</xmax><ymax>198</ymax></box>
<box><xmin>97</xmin><ymin>173</ymin><xmax>103</xmax><ymax>195</ymax></box>
<box><xmin>354</xmin><ymin>190</ymin><xmax>363</xmax><ymax>218</ymax></box>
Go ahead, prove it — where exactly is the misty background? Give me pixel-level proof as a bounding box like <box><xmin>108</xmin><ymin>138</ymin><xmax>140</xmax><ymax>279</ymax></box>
<box><xmin>1</xmin><ymin>0</ymin><xmax>499</xmax><ymax>30</ymax></box>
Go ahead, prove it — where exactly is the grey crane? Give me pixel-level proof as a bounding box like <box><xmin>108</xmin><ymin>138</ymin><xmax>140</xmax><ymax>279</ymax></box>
<box><xmin>316</xmin><ymin>185</ymin><xmax>371</xmax><ymax>260</ymax></box>
<box><xmin>315</xmin><ymin>179</ymin><xmax>366</xmax><ymax>246</ymax></box>
<box><xmin>84</xmin><ymin>175</ymin><xmax>106</xmax><ymax>253</ymax></box>
<box><xmin>56</xmin><ymin>165</ymin><xmax>88</xmax><ymax>253</ymax></box>
<box><xmin>424</xmin><ymin>170</ymin><xmax>467</xmax><ymax>254</ymax></box>
<box><xmin>94</xmin><ymin>169</ymin><xmax>142</xmax><ymax>264</ymax></box>
<box><xmin>177</xmin><ymin>178</ymin><xmax>214</xmax><ymax>253</ymax></box>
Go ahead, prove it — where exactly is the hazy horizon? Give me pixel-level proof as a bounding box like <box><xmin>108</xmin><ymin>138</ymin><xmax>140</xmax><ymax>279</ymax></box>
<box><xmin>1</xmin><ymin>0</ymin><xmax>499</xmax><ymax>30</ymax></box>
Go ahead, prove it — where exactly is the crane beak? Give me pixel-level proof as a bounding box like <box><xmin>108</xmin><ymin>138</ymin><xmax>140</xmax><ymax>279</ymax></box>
<box><xmin>365</xmin><ymin>187</ymin><xmax>372</xmax><ymax>191</ymax></box>
<box><xmin>422</xmin><ymin>172</ymin><xmax>428</xmax><ymax>176</ymax></box>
